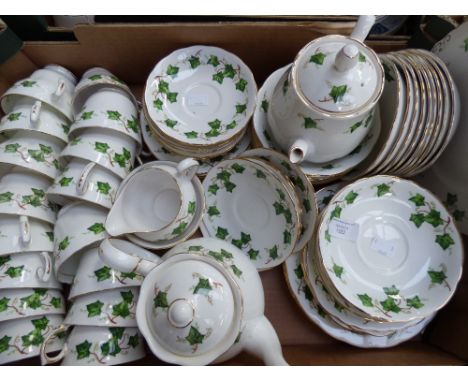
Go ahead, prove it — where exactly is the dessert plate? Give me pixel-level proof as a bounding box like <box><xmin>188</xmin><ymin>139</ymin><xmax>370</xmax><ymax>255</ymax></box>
<box><xmin>201</xmin><ymin>158</ymin><xmax>301</xmax><ymax>270</ymax></box>
<box><xmin>253</xmin><ymin>65</ymin><xmax>381</xmax><ymax>183</ymax></box>
<box><xmin>144</xmin><ymin>45</ymin><xmax>256</xmax><ymax>146</ymax></box>
<box><xmin>317</xmin><ymin>175</ymin><xmax>463</xmax><ymax>322</ymax></box>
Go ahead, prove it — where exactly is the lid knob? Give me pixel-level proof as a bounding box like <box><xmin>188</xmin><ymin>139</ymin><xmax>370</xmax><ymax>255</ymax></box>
<box><xmin>334</xmin><ymin>44</ymin><xmax>359</xmax><ymax>72</ymax></box>
<box><xmin>167</xmin><ymin>299</ymin><xmax>194</xmax><ymax>328</ymax></box>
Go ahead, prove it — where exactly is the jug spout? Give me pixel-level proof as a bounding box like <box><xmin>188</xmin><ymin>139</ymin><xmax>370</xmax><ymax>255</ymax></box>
<box><xmin>289</xmin><ymin>138</ymin><xmax>311</xmax><ymax>164</ymax></box>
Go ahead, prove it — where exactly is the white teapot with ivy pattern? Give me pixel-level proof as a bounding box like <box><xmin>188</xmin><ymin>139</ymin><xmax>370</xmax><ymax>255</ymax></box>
<box><xmin>99</xmin><ymin>237</ymin><xmax>288</xmax><ymax>365</ymax></box>
<box><xmin>267</xmin><ymin>15</ymin><xmax>384</xmax><ymax>164</ymax></box>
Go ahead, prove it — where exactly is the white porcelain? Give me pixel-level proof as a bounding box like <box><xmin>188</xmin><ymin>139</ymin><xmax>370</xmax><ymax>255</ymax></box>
<box><xmin>106</xmin><ymin>158</ymin><xmax>198</xmax><ymax>241</ymax></box>
<box><xmin>318</xmin><ymin>175</ymin><xmax>463</xmax><ymax>322</ymax></box>
<box><xmin>60</xmin><ymin>127</ymin><xmax>137</xmax><ymax>179</ymax></box>
<box><xmin>242</xmin><ymin>148</ymin><xmax>317</xmax><ymax>252</ymax></box>
<box><xmin>0</xmin><ymin>98</ymin><xmax>70</xmax><ymax>143</ymax></box>
<box><xmin>41</xmin><ymin>325</ymin><xmax>145</xmax><ymax>366</ymax></box>
<box><xmin>0</xmin><ymin>289</ymin><xmax>65</xmax><ymax>322</ymax></box>
<box><xmin>0</xmin><ymin>314</ymin><xmax>64</xmax><ymax>365</ymax></box>
<box><xmin>99</xmin><ymin>237</ymin><xmax>287</xmax><ymax>365</ymax></box>
<box><xmin>0</xmin><ymin>130</ymin><xmax>66</xmax><ymax>180</ymax></box>
<box><xmin>254</xmin><ymin>64</ymin><xmax>381</xmax><ymax>182</ymax></box>
<box><xmin>65</xmin><ymin>287</ymin><xmax>139</xmax><ymax>327</ymax></box>
<box><xmin>70</xmin><ymin>87</ymin><xmax>141</xmax><ymax>147</ymax></box>
<box><xmin>267</xmin><ymin>16</ymin><xmax>383</xmax><ymax>163</ymax></box>
<box><xmin>0</xmin><ymin>167</ymin><xmax>58</xmax><ymax>224</ymax></box>
<box><xmin>73</xmin><ymin>67</ymin><xmax>137</xmax><ymax>115</ymax></box>
<box><xmin>0</xmin><ymin>214</ymin><xmax>54</xmax><ymax>256</ymax></box>
<box><xmin>140</xmin><ymin>112</ymin><xmax>252</xmax><ymax>176</ymax></box>
<box><xmin>144</xmin><ymin>45</ymin><xmax>257</xmax><ymax>147</ymax></box>
<box><xmin>69</xmin><ymin>245</ymin><xmax>157</xmax><ymax>300</ymax></box>
<box><xmin>47</xmin><ymin>158</ymin><xmax>121</xmax><ymax>209</ymax></box>
<box><xmin>201</xmin><ymin>158</ymin><xmax>301</xmax><ymax>271</ymax></box>
<box><xmin>283</xmin><ymin>249</ymin><xmax>435</xmax><ymax>348</ymax></box>
<box><xmin>53</xmin><ymin>201</ymin><xmax>109</xmax><ymax>284</ymax></box>
<box><xmin>1</xmin><ymin>65</ymin><xmax>76</xmax><ymax>120</ymax></box>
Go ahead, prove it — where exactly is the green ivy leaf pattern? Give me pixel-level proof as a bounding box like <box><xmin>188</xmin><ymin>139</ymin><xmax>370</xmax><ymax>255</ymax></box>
<box><xmin>88</xmin><ymin>74</ymin><xmax>102</xmax><ymax>80</ymax></box>
<box><xmin>81</xmin><ymin>111</ymin><xmax>94</xmax><ymax>120</ymax></box>
<box><xmin>0</xmin><ymin>192</ymin><xmax>13</xmax><ymax>203</ymax></box>
<box><xmin>50</xmin><ymin>297</ymin><xmax>62</xmax><ymax>308</ymax></box>
<box><xmin>303</xmin><ymin>117</ymin><xmax>320</xmax><ymax>129</ymax></box>
<box><xmin>58</xmin><ymin>236</ymin><xmax>70</xmax><ymax>251</ymax></box>
<box><xmin>5</xmin><ymin>265</ymin><xmax>24</xmax><ymax>278</ymax></box>
<box><xmin>76</xmin><ymin>340</ymin><xmax>92</xmax><ymax>359</ymax></box>
<box><xmin>0</xmin><ymin>256</ymin><xmax>11</xmax><ymax>267</ymax></box>
<box><xmin>45</xmin><ymin>231</ymin><xmax>54</xmax><ymax>242</ymax></box>
<box><xmin>87</xmin><ymin>223</ymin><xmax>105</xmax><ymax>235</ymax></box>
<box><xmin>166</xmin><ymin>64</ymin><xmax>179</xmax><ymax>75</ymax></box>
<box><xmin>4</xmin><ymin>143</ymin><xmax>20</xmax><ymax>153</ymax></box>
<box><xmin>357</xmin><ymin>293</ymin><xmax>374</xmax><ymax>307</ymax></box>
<box><xmin>248</xmin><ymin>249</ymin><xmax>259</xmax><ymax>260</ymax></box>
<box><xmin>154</xmin><ymin>291</ymin><xmax>169</xmax><ymax>309</ymax></box>
<box><xmin>208</xmin><ymin>184</ymin><xmax>219</xmax><ymax>195</ymax></box>
<box><xmin>185</xmin><ymin>326</ymin><xmax>205</xmax><ymax>346</ymax></box>
<box><xmin>0</xmin><ymin>297</ymin><xmax>10</xmax><ymax>312</ymax></box>
<box><xmin>70</xmin><ymin>137</ymin><xmax>81</xmax><ymax>146</ymax></box>
<box><xmin>406</xmin><ymin>296</ymin><xmax>424</xmax><ymax>309</ymax></box>
<box><xmin>207</xmin><ymin>55</ymin><xmax>220</xmax><ymax>67</ymax></box>
<box><xmin>185</xmin><ymin>131</ymin><xmax>198</xmax><ymax>139</ymax></box>
<box><xmin>333</xmin><ymin>264</ymin><xmax>344</xmax><ymax>279</ymax></box>
<box><xmin>376</xmin><ymin>183</ymin><xmax>391</xmax><ymax>197</ymax></box>
<box><xmin>189</xmin><ymin>56</ymin><xmax>201</xmax><ymax>68</ymax></box>
<box><xmin>153</xmin><ymin>98</ymin><xmax>163</xmax><ymax>110</ymax></box>
<box><xmin>329</xmin><ymin>85</ymin><xmax>348</xmax><ymax>103</ymax></box>
<box><xmin>409</xmin><ymin>193</ymin><xmax>425</xmax><ymax>207</ymax></box>
<box><xmin>231</xmin><ymin>264</ymin><xmax>243</xmax><ymax>277</ymax></box>
<box><xmin>21</xmin><ymin>80</ymin><xmax>36</xmax><ymax>87</ymax></box>
<box><xmin>86</xmin><ymin>300</ymin><xmax>104</xmax><ymax>317</ymax></box>
<box><xmin>358</xmin><ymin>53</ymin><xmax>366</xmax><ymax>63</ymax></box>
<box><xmin>94</xmin><ymin>142</ymin><xmax>110</xmax><ymax>153</ymax></box>
<box><xmin>193</xmin><ymin>278</ymin><xmax>212</xmax><ymax>294</ymax></box>
<box><xmin>208</xmin><ymin>205</ymin><xmax>220</xmax><ymax>217</ymax></box>
<box><xmin>172</xmin><ymin>222</ymin><xmax>188</xmax><ymax>236</ymax></box>
<box><xmin>96</xmin><ymin>181</ymin><xmax>111</xmax><ymax>195</ymax></box>
<box><xmin>383</xmin><ymin>62</ymin><xmax>394</xmax><ymax>82</ymax></box>
<box><xmin>236</xmin><ymin>78</ymin><xmax>248</xmax><ymax>92</ymax></box>
<box><xmin>59</xmin><ymin>177</ymin><xmax>73</xmax><ymax>187</ymax></box>
<box><xmin>0</xmin><ymin>335</ymin><xmax>11</xmax><ymax>353</ymax></box>
<box><xmin>235</xmin><ymin>103</ymin><xmax>247</xmax><ymax>114</ymax></box>
<box><xmin>344</xmin><ymin>191</ymin><xmax>358</xmax><ymax>204</ymax></box>
<box><xmin>165</xmin><ymin>119</ymin><xmax>178</xmax><ymax>128</ymax></box>
<box><xmin>261</xmin><ymin>99</ymin><xmax>269</xmax><ymax>112</ymax></box>
<box><xmin>309</xmin><ymin>52</ymin><xmax>326</xmax><ymax>65</ymax></box>
<box><xmin>435</xmin><ymin>234</ymin><xmax>455</xmax><ymax>250</ymax></box>
<box><xmin>7</xmin><ymin>112</ymin><xmax>22</xmax><ymax>121</ymax></box>
<box><xmin>107</xmin><ymin>111</ymin><xmax>122</xmax><ymax>121</ymax></box>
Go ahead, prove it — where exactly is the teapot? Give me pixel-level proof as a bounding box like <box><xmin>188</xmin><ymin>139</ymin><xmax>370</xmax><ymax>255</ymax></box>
<box><xmin>99</xmin><ymin>237</ymin><xmax>288</xmax><ymax>365</ymax></box>
<box><xmin>267</xmin><ymin>15</ymin><xmax>384</xmax><ymax>164</ymax></box>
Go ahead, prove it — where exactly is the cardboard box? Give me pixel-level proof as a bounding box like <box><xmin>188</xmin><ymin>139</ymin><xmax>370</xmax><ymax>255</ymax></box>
<box><xmin>0</xmin><ymin>22</ymin><xmax>466</xmax><ymax>366</ymax></box>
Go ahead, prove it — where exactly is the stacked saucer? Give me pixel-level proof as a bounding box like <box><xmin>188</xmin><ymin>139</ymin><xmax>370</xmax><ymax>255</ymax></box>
<box><xmin>0</xmin><ymin>64</ymin><xmax>74</xmax><ymax>364</ymax></box>
<box><xmin>200</xmin><ymin>151</ymin><xmax>318</xmax><ymax>271</ymax></box>
<box><xmin>286</xmin><ymin>175</ymin><xmax>463</xmax><ymax>345</ymax></box>
<box><xmin>143</xmin><ymin>45</ymin><xmax>256</xmax><ymax>159</ymax></box>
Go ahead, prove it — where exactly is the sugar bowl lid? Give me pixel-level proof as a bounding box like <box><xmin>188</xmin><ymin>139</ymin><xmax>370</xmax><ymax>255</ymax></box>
<box><xmin>137</xmin><ymin>253</ymin><xmax>243</xmax><ymax>365</ymax></box>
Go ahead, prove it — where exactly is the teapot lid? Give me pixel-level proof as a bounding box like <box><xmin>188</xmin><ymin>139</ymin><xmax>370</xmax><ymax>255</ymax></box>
<box><xmin>292</xmin><ymin>35</ymin><xmax>384</xmax><ymax>115</ymax></box>
<box><xmin>137</xmin><ymin>253</ymin><xmax>243</xmax><ymax>365</ymax></box>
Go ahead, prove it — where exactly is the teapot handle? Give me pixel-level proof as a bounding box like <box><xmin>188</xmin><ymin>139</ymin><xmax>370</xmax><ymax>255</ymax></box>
<box><xmin>350</xmin><ymin>15</ymin><xmax>376</xmax><ymax>42</ymax></box>
<box><xmin>240</xmin><ymin>316</ymin><xmax>289</xmax><ymax>366</ymax></box>
<box><xmin>40</xmin><ymin>324</ymin><xmax>69</xmax><ymax>365</ymax></box>
<box><xmin>99</xmin><ymin>238</ymin><xmax>161</xmax><ymax>277</ymax></box>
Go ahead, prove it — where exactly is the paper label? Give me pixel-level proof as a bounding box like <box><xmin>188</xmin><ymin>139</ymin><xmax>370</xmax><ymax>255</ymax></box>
<box><xmin>187</xmin><ymin>94</ymin><xmax>209</xmax><ymax>107</ymax></box>
<box><xmin>328</xmin><ymin>218</ymin><xmax>359</xmax><ymax>242</ymax></box>
<box><xmin>370</xmin><ymin>237</ymin><xmax>396</xmax><ymax>257</ymax></box>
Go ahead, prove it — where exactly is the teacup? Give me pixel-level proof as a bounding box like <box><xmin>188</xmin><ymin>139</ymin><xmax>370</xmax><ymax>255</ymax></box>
<box><xmin>65</xmin><ymin>287</ymin><xmax>139</xmax><ymax>327</ymax></box>
<box><xmin>0</xmin><ymin>167</ymin><xmax>58</xmax><ymax>224</ymax></box>
<box><xmin>47</xmin><ymin>158</ymin><xmax>122</xmax><ymax>209</ymax></box>
<box><xmin>105</xmin><ymin>158</ymin><xmax>198</xmax><ymax>241</ymax></box>
<box><xmin>41</xmin><ymin>325</ymin><xmax>145</xmax><ymax>366</ymax></box>
<box><xmin>54</xmin><ymin>201</ymin><xmax>109</xmax><ymax>284</ymax></box>
<box><xmin>70</xmin><ymin>87</ymin><xmax>141</xmax><ymax>147</ymax></box>
<box><xmin>0</xmin><ymin>214</ymin><xmax>54</xmax><ymax>256</ymax></box>
<box><xmin>0</xmin><ymin>289</ymin><xmax>65</xmax><ymax>322</ymax></box>
<box><xmin>69</xmin><ymin>244</ymin><xmax>157</xmax><ymax>300</ymax></box>
<box><xmin>0</xmin><ymin>130</ymin><xmax>66</xmax><ymax>180</ymax></box>
<box><xmin>0</xmin><ymin>314</ymin><xmax>64</xmax><ymax>365</ymax></box>
<box><xmin>1</xmin><ymin>65</ymin><xmax>76</xmax><ymax>121</ymax></box>
<box><xmin>0</xmin><ymin>98</ymin><xmax>70</xmax><ymax>143</ymax></box>
<box><xmin>73</xmin><ymin>67</ymin><xmax>137</xmax><ymax>116</ymax></box>
<box><xmin>59</xmin><ymin>127</ymin><xmax>137</xmax><ymax>179</ymax></box>
<box><xmin>0</xmin><ymin>252</ymin><xmax>60</xmax><ymax>290</ymax></box>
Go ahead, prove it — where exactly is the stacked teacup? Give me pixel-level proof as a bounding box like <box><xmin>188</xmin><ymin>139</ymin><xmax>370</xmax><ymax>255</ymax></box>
<box><xmin>0</xmin><ymin>64</ymin><xmax>76</xmax><ymax>364</ymax></box>
<box><xmin>43</xmin><ymin>68</ymin><xmax>146</xmax><ymax>365</ymax></box>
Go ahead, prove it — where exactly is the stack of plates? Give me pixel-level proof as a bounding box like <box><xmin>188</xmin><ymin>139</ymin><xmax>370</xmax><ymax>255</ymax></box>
<box><xmin>348</xmin><ymin>49</ymin><xmax>460</xmax><ymax>179</ymax></box>
<box><xmin>294</xmin><ymin>175</ymin><xmax>463</xmax><ymax>342</ymax></box>
<box><xmin>143</xmin><ymin>45</ymin><xmax>257</xmax><ymax>159</ymax></box>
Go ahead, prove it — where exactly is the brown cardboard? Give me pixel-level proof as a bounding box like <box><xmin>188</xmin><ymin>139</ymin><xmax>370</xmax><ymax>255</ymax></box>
<box><xmin>0</xmin><ymin>22</ymin><xmax>465</xmax><ymax>365</ymax></box>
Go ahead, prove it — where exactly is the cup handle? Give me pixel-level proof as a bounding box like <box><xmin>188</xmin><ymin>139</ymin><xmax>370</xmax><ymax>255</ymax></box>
<box><xmin>30</xmin><ymin>101</ymin><xmax>42</xmax><ymax>127</ymax></box>
<box><xmin>54</xmin><ymin>80</ymin><xmax>66</xmax><ymax>98</ymax></box>
<box><xmin>76</xmin><ymin>162</ymin><xmax>96</xmax><ymax>195</ymax></box>
<box><xmin>350</xmin><ymin>15</ymin><xmax>376</xmax><ymax>42</ymax></box>
<box><xmin>19</xmin><ymin>215</ymin><xmax>31</xmax><ymax>244</ymax></box>
<box><xmin>37</xmin><ymin>251</ymin><xmax>52</xmax><ymax>282</ymax></box>
<box><xmin>176</xmin><ymin>158</ymin><xmax>199</xmax><ymax>180</ymax></box>
<box><xmin>99</xmin><ymin>238</ymin><xmax>161</xmax><ymax>277</ymax></box>
<box><xmin>40</xmin><ymin>324</ymin><xmax>69</xmax><ymax>365</ymax></box>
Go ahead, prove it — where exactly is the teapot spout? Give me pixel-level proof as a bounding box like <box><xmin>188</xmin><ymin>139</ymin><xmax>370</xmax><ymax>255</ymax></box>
<box><xmin>289</xmin><ymin>139</ymin><xmax>310</xmax><ymax>164</ymax></box>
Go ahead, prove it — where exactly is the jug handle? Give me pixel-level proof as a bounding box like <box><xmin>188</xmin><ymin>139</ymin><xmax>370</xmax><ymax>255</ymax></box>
<box><xmin>40</xmin><ymin>324</ymin><xmax>69</xmax><ymax>365</ymax></box>
<box><xmin>350</xmin><ymin>15</ymin><xmax>376</xmax><ymax>42</ymax></box>
<box><xmin>37</xmin><ymin>251</ymin><xmax>52</xmax><ymax>282</ymax></box>
<box><xmin>19</xmin><ymin>215</ymin><xmax>31</xmax><ymax>244</ymax></box>
<box><xmin>76</xmin><ymin>162</ymin><xmax>96</xmax><ymax>195</ymax></box>
<box><xmin>30</xmin><ymin>101</ymin><xmax>42</xmax><ymax>127</ymax></box>
<box><xmin>239</xmin><ymin>316</ymin><xmax>289</xmax><ymax>366</ymax></box>
<box><xmin>177</xmin><ymin>158</ymin><xmax>199</xmax><ymax>180</ymax></box>
<box><xmin>99</xmin><ymin>238</ymin><xmax>161</xmax><ymax>277</ymax></box>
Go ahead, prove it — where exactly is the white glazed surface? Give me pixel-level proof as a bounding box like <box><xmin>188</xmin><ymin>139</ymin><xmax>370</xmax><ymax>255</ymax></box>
<box><xmin>0</xmin><ymin>130</ymin><xmax>66</xmax><ymax>180</ymax></box>
<box><xmin>65</xmin><ymin>287</ymin><xmax>139</xmax><ymax>327</ymax></box>
<box><xmin>60</xmin><ymin>127</ymin><xmax>137</xmax><ymax>179</ymax></box>
<box><xmin>0</xmin><ymin>314</ymin><xmax>64</xmax><ymax>365</ymax></box>
<box><xmin>0</xmin><ymin>98</ymin><xmax>70</xmax><ymax>143</ymax></box>
<box><xmin>53</xmin><ymin>201</ymin><xmax>109</xmax><ymax>284</ymax></box>
<box><xmin>70</xmin><ymin>87</ymin><xmax>141</xmax><ymax>146</ymax></box>
<box><xmin>0</xmin><ymin>252</ymin><xmax>61</xmax><ymax>289</ymax></box>
<box><xmin>47</xmin><ymin>158</ymin><xmax>121</xmax><ymax>209</ymax></box>
<box><xmin>0</xmin><ymin>167</ymin><xmax>58</xmax><ymax>224</ymax></box>
<box><xmin>0</xmin><ymin>289</ymin><xmax>65</xmax><ymax>322</ymax></box>
<box><xmin>0</xmin><ymin>215</ymin><xmax>54</xmax><ymax>256</ymax></box>
<box><xmin>144</xmin><ymin>45</ymin><xmax>256</xmax><ymax>146</ymax></box>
